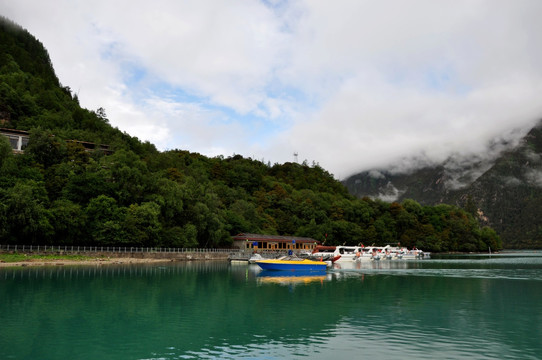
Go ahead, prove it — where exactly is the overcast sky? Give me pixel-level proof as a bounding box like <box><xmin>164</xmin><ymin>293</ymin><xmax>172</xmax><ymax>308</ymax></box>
<box><xmin>2</xmin><ymin>0</ymin><xmax>542</xmax><ymax>178</ymax></box>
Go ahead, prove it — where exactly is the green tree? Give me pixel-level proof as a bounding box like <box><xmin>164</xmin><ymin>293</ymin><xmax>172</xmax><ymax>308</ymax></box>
<box><xmin>25</xmin><ymin>128</ymin><xmax>66</xmax><ymax>168</ymax></box>
<box><xmin>0</xmin><ymin>180</ymin><xmax>53</xmax><ymax>243</ymax></box>
<box><xmin>49</xmin><ymin>199</ymin><xmax>86</xmax><ymax>244</ymax></box>
<box><xmin>161</xmin><ymin>224</ymin><xmax>198</xmax><ymax>248</ymax></box>
<box><xmin>480</xmin><ymin>226</ymin><xmax>502</xmax><ymax>251</ymax></box>
<box><xmin>100</xmin><ymin>150</ymin><xmax>148</xmax><ymax>205</ymax></box>
<box><xmin>296</xmin><ymin>219</ymin><xmax>325</xmax><ymax>242</ymax></box>
<box><xmin>147</xmin><ymin>177</ymin><xmax>184</xmax><ymax>226</ymax></box>
<box><xmin>85</xmin><ymin>195</ymin><xmax>125</xmax><ymax>246</ymax></box>
<box><xmin>0</xmin><ymin>135</ymin><xmax>17</xmax><ymax>184</ymax></box>
<box><xmin>123</xmin><ymin>202</ymin><xmax>162</xmax><ymax>247</ymax></box>
<box><xmin>63</xmin><ymin>169</ymin><xmax>111</xmax><ymax>205</ymax></box>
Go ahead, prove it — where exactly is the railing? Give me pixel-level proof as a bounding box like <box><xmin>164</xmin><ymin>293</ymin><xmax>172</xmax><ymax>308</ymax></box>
<box><xmin>227</xmin><ymin>249</ymin><xmax>306</xmax><ymax>261</ymax></box>
<box><xmin>0</xmin><ymin>244</ymin><xmax>235</xmax><ymax>254</ymax></box>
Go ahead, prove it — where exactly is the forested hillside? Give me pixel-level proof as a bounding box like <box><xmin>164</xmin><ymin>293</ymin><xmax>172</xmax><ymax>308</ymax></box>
<box><xmin>0</xmin><ymin>16</ymin><xmax>500</xmax><ymax>251</ymax></box>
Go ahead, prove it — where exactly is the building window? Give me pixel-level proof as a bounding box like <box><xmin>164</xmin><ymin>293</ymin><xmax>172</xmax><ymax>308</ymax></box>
<box><xmin>8</xmin><ymin>135</ymin><xmax>18</xmax><ymax>150</ymax></box>
<box><xmin>21</xmin><ymin>137</ymin><xmax>29</xmax><ymax>150</ymax></box>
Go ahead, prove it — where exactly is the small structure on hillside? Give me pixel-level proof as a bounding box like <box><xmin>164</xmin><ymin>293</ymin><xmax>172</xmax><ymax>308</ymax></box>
<box><xmin>232</xmin><ymin>233</ymin><xmax>320</xmax><ymax>252</ymax></box>
<box><xmin>0</xmin><ymin>128</ymin><xmax>29</xmax><ymax>153</ymax></box>
<box><xmin>66</xmin><ymin>140</ymin><xmax>113</xmax><ymax>155</ymax></box>
<box><xmin>0</xmin><ymin>128</ymin><xmax>113</xmax><ymax>155</ymax></box>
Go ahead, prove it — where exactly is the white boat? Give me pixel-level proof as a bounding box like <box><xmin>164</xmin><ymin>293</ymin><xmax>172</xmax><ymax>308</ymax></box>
<box><xmin>248</xmin><ymin>253</ymin><xmax>268</xmax><ymax>264</ymax></box>
<box><xmin>356</xmin><ymin>245</ymin><xmax>431</xmax><ymax>261</ymax></box>
<box><xmin>378</xmin><ymin>245</ymin><xmax>397</xmax><ymax>260</ymax></box>
<box><xmin>398</xmin><ymin>247</ymin><xmax>430</xmax><ymax>259</ymax></box>
<box><xmin>357</xmin><ymin>246</ymin><xmax>385</xmax><ymax>261</ymax></box>
<box><xmin>311</xmin><ymin>245</ymin><xmax>365</xmax><ymax>263</ymax></box>
<box><xmin>312</xmin><ymin>245</ymin><xmax>430</xmax><ymax>263</ymax></box>
<box><xmin>376</xmin><ymin>246</ymin><xmax>431</xmax><ymax>260</ymax></box>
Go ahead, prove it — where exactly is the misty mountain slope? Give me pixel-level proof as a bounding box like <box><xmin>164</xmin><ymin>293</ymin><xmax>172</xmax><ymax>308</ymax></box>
<box><xmin>343</xmin><ymin>166</ymin><xmax>449</xmax><ymax>204</ymax></box>
<box><xmin>453</xmin><ymin>123</ymin><xmax>542</xmax><ymax>248</ymax></box>
<box><xmin>343</xmin><ymin>121</ymin><xmax>542</xmax><ymax>249</ymax></box>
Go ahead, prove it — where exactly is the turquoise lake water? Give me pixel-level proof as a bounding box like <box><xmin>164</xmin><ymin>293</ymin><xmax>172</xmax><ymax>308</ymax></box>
<box><xmin>1</xmin><ymin>252</ymin><xmax>541</xmax><ymax>359</ymax></box>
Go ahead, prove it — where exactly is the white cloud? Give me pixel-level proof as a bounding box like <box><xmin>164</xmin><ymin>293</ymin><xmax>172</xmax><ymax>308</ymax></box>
<box><xmin>368</xmin><ymin>170</ymin><xmax>385</xmax><ymax>179</ymax></box>
<box><xmin>503</xmin><ymin>176</ymin><xmax>522</xmax><ymax>187</ymax></box>
<box><xmin>525</xmin><ymin>169</ymin><xmax>542</xmax><ymax>188</ymax></box>
<box><xmin>377</xmin><ymin>182</ymin><xmax>405</xmax><ymax>203</ymax></box>
<box><xmin>2</xmin><ymin>0</ymin><xmax>542</xmax><ymax>179</ymax></box>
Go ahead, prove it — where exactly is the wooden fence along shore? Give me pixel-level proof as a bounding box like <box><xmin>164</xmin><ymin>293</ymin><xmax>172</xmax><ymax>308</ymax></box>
<box><xmin>0</xmin><ymin>244</ymin><xmax>232</xmax><ymax>253</ymax></box>
<box><xmin>0</xmin><ymin>244</ymin><xmax>236</xmax><ymax>261</ymax></box>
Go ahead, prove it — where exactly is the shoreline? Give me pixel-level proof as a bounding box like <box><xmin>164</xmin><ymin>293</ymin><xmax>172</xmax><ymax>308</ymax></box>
<box><xmin>0</xmin><ymin>249</ymin><xmax>231</xmax><ymax>267</ymax></box>
<box><xmin>0</xmin><ymin>257</ymin><xmax>180</xmax><ymax>268</ymax></box>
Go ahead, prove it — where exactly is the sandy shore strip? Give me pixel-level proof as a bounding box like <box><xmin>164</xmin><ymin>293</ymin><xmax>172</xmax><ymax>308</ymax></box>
<box><xmin>0</xmin><ymin>257</ymin><xmax>176</xmax><ymax>268</ymax></box>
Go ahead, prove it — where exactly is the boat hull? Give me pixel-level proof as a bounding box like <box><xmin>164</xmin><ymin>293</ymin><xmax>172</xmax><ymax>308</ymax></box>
<box><xmin>255</xmin><ymin>259</ymin><xmax>327</xmax><ymax>271</ymax></box>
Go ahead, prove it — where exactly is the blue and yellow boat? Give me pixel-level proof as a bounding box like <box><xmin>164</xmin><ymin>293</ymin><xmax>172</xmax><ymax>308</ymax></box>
<box><xmin>254</xmin><ymin>258</ymin><xmax>327</xmax><ymax>271</ymax></box>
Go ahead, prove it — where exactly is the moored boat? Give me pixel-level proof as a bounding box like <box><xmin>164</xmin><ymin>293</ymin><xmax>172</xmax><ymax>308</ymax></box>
<box><xmin>248</xmin><ymin>253</ymin><xmax>266</xmax><ymax>264</ymax></box>
<box><xmin>357</xmin><ymin>245</ymin><xmax>431</xmax><ymax>261</ymax></box>
<box><xmin>312</xmin><ymin>244</ymin><xmax>431</xmax><ymax>262</ymax></box>
<box><xmin>254</xmin><ymin>258</ymin><xmax>327</xmax><ymax>271</ymax></box>
<box><xmin>311</xmin><ymin>245</ymin><xmax>364</xmax><ymax>263</ymax></box>
<box><xmin>399</xmin><ymin>247</ymin><xmax>431</xmax><ymax>259</ymax></box>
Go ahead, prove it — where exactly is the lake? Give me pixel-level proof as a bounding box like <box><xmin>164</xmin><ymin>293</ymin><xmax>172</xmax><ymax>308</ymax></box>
<box><xmin>1</xmin><ymin>252</ymin><xmax>541</xmax><ymax>359</ymax></box>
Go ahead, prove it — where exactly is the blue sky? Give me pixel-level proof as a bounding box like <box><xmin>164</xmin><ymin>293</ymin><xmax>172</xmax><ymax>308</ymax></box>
<box><xmin>2</xmin><ymin>0</ymin><xmax>542</xmax><ymax>178</ymax></box>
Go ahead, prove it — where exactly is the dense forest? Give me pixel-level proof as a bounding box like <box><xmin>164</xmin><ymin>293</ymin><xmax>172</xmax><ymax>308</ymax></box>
<box><xmin>0</xmin><ymin>16</ymin><xmax>501</xmax><ymax>251</ymax></box>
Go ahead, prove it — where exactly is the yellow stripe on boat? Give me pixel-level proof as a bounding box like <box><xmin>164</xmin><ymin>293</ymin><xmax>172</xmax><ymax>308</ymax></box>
<box><xmin>256</xmin><ymin>259</ymin><xmax>324</xmax><ymax>265</ymax></box>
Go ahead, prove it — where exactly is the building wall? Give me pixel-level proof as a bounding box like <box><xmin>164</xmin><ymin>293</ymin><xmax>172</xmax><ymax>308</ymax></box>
<box><xmin>232</xmin><ymin>239</ymin><xmax>318</xmax><ymax>251</ymax></box>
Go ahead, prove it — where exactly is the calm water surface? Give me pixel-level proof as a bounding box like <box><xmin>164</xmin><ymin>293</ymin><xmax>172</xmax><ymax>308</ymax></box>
<box><xmin>1</xmin><ymin>252</ymin><xmax>541</xmax><ymax>359</ymax></box>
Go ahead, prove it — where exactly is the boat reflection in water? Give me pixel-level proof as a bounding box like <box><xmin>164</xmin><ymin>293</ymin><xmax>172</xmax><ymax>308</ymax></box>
<box><xmin>332</xmin><ymin>259</ymin><xmax>413</xmax><ymax>270</ymax></box>
<box><xmin>257</xmin><ymin>270</ymin><xmax>330</xmax><ymax>286</ymax></box>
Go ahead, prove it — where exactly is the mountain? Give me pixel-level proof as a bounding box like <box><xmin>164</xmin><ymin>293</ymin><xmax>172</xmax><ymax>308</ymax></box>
<box><xmin>0</xmin><ymin>16</ymin><xmax>499</xmax><ymax>251</ymax></box>
<box><xmin>343</xmin><ymin>121</ymin><xmax>542</xmax><ymax>249</ymax></box>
